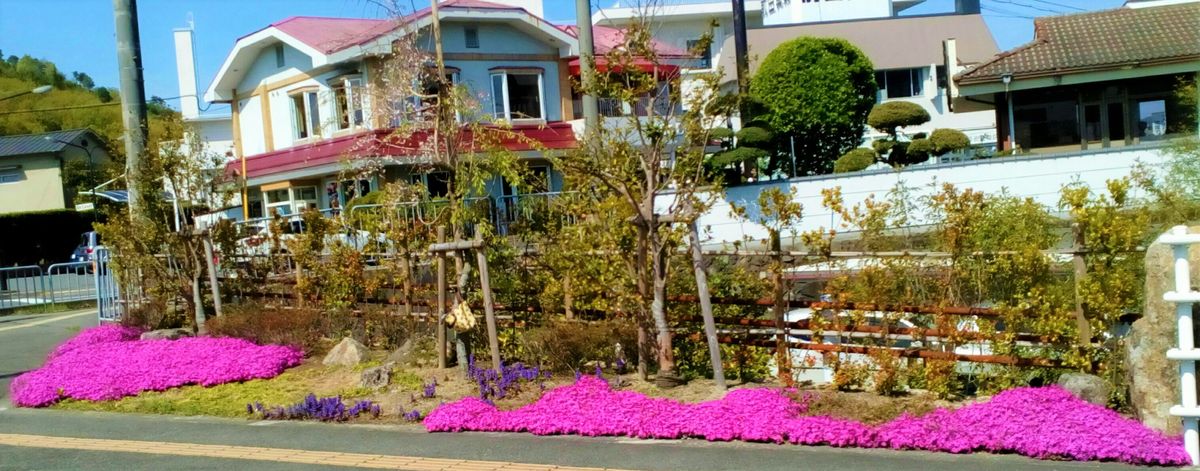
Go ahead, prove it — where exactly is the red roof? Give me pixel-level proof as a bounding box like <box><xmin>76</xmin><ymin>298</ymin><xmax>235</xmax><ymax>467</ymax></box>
<box><xmin>267</xmin><ymin>0</ymin><xmax>551</xmax><ymax>55</ymax></box>
<box><xmin>560</xmin><ymin>25</ymin><xmax>691</xmax><ymax>57</ymax></box>
<box><xmin>231</xmin><ymin>123</ymin><xmax>577</xmax><ymax>180</ymax></box>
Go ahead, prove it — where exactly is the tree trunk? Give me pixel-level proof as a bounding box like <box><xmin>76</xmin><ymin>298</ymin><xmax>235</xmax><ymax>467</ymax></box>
<box><xmin>436</xmin><ymin>226</ymin><xmax>447</xmax><ymax>369</ymax></box>
<box><xmin>475</xmin><ymin>232</ymin><xmax>502</xmax><ymax>372</ymax></box>
<box><xmin>202</xmin><ymin>236</ymin><xmax>222</xmax><ymax>317</ymax></box>
<box><xmin>635</xmin><ymin>223</ymin><xmax>651</xmax><ymax>380</ymax></box>
<box><xmin>689</xmin><ymin>221</ymin><xmax>726</xmax><ymax>391</ymax></box>
<box><xmin>650</xmin><ymin>229</ymin><xmax>680</xmax><ymax>387</ymax></box>
<box><xmin>563</xmin><ymin>273</ymin><xmax>574</xmax><ymax>319</ymax></box>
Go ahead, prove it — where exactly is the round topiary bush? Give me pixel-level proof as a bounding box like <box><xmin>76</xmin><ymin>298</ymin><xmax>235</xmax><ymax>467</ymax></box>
<box><xmin>867</xmin><ymin>102</ymin><xmax>931</xmax><ymax>137</ymax></box>
<box><xmin>929</xmin><ymin>128</ymin><xmax>971</xmax><ymax>156</ymax></box>
<box><xmin>907</xmin><ymin>138</ymin><xmax>933</xmax><ymax>161</ymax></box>
<box><xmin>735</xmin><ymin>126</ymin><xmax>774</xmax><ymax>148</ymax></box>
<box><xmin>834</xmin><ymin>148</ymin><xmax>877</xmax><ymax>173</ymax></box>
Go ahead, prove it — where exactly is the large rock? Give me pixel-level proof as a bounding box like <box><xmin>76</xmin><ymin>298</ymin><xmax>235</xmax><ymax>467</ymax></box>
<box><xmin>360</xmin><ymin>362</ymin><xmax>394</xmax><ymax>389</ymax></box>
<box><xmin>322</xmin><ymin>337</ymin><xmax>368</xmax><ymax>367</ymax></box>
<box><xmin>139</xmin><ymin>328</ymin><xmax>193</xmax><ymax>341</ymax></box>
<box><xmin>1056</xmin><ymin>373</ymin><xmax>1110</xmax><ymax>406</ymax></box>
<box><xmin>1127</xmin><ymin>227</ymin><xmax>1200</xmax><ymax>434</ymax></box>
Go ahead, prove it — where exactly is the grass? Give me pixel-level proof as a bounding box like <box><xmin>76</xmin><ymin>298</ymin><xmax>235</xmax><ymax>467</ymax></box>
<box><xmin>54</xmin><ymin>364</ymin><xmax>342</xmax><ymax>418</ymax></box>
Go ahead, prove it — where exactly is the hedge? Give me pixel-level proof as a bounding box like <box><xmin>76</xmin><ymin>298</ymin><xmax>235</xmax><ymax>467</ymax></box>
<box><xmin>0</xmin><ymin>210</ymin><xmax>98</xmax><ymax>267</ymax></box>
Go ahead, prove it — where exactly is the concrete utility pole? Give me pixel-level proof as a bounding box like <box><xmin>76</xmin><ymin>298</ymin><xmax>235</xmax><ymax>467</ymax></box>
<box><xmin>575</xmin><ymin>0</ymin><xmax>599</xmax><ymax>129</ymax></box>
<box><xmin>113</xmin><ymin>0</ymin><xmax>150</xmax><ymax>217</ymax></box>
<box><xmin>731</xmin><ymin>0</ymin><xmax>751</xmax><ymax>123</ymax></box>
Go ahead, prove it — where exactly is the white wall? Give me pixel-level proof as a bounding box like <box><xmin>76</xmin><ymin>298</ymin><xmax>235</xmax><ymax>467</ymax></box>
<box><xmin>763</xmin><ymin>0</ymin><xmax>893</xmax><ymax>25</ymax></box>
<box><xmin>668</xmin><ymin>145</ymin><xmax>1171</xmax><ymax>248</ymax></box>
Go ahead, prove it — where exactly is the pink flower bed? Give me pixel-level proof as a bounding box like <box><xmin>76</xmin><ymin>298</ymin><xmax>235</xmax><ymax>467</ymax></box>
<box><xmin>424</xmin><ymin>376</ymin><xmax>1189</xmax><ymax>466</ymax></box>
<box><xmin>11</xmin><ymin>325</ymin><xmax>303</xmax><ymax>408</ymax></box>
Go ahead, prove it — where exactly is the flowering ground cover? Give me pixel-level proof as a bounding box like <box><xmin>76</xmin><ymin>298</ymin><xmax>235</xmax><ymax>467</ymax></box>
<box><xmin>424</xmin><ymin>376</ymin><xmax>1190</xmax><ymax>466</ymax></box>
<box><xmin>11</xmin><ymin>325</ymin><xmax>304</xmax><ymax>407</ymax></box>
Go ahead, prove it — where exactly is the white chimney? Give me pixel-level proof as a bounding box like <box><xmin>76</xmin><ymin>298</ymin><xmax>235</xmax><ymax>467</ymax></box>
<box><xmin>943</xmin><ymin>38</ymin><xmax>959</xmax><ymax>111</ymax></box>
<box><xmin>173</xmin><ymin>20</ymin><xmax>200</xmax><ymax>120</ymax></box>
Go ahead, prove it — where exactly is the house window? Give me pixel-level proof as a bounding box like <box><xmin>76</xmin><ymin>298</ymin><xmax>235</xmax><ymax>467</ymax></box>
<box><xmin>290</xmin><ymin>90</ymin><xmax>321</xmax><ymax>139</ymax></box>
<box><xmin>293</xmin><ymin>186</ymin><xmax>318</xmax><ymax>213</ymax></box>
<box><xmin>686</xmin><ymin>39</ymin><xmax>711</xmax><ymax>69</ymax></box>
<box><xmin>274</xmin><ymin>44</ymin><xmax>285</xmax><ymax>68</ymax></box>
<box><xmin>529</xmin><ymin>165</ymin><xmax>549</xmax><ymax>194</ymax></box>
<box><xmin>0</xmin><ymin>167</ymin><xmax>22</xmax><ymax>184</ymax></box>
<box><xmin>410</xmin><ymin>172</ymin><xmax>450</xmax><ymax>197</ymax></box>
<box><xmin>875</xmin><ymin>68</ymin><xmax>924</xmax><ymax>100</ymax></box>
<box><xmin>490</xmin><ymin>70</ymin><xmax>544</xmax><ymax>121</ymax></box>
<box><xmin>333</xmin><ymin>77</ymin><xmax>364</xmax><ymax>131</ymax></box>
<box><xmin>1137</xmin><ymin>99</ymin><xmax>1168</xmax><ymax>141</ymax></box>
<box><xmin>264</xmin><ymin>188</ymin><xmax>293</xmax><ymax>216</ymax></box>
<box><xmin>465</xmin><ymin>27</ymin><xmax>479</xmax><ymax>49</ymax></box>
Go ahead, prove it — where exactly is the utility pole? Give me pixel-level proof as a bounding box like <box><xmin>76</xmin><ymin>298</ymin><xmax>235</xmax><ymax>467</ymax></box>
<box><xmin>113</xmin><ymin>0</ymin><xmax>150</xmax><ymax>218</ymax></box>
<box><xmin>731</xmin><ymin>0</ymin><xmax>751</xmax><ymax>124</ymax></box>
<box><xmin>575</xmin><ymin>0</ymin><xmax>599</xmax><ymax>130</ymax></box>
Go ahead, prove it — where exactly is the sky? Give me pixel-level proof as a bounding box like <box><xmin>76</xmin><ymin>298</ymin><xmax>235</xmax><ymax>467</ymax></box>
<box><xmin>0</xmin><ymin>0</ymin><xmax>1125</xmax><ymax>117</ymax></box>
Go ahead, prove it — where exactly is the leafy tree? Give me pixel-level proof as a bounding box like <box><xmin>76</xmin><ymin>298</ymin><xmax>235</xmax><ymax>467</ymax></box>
<box><xmin>834</xmin><ymin>148</ymin><xmax>876</xmax><ymax>173</ymax></box>
<box><xmin>750</xmin><ymin>37</ymin><xmax>876</xmax><ymax>176</ymax></box>
<box><xmin>72</xmin><ymin>71</ymin><xmax>94</xmax><ymax>90</ymax></box>
<box><xmin>95</xmin><ymin>87</ymin><xmax>113</xmax><ymax>103</ymax></box>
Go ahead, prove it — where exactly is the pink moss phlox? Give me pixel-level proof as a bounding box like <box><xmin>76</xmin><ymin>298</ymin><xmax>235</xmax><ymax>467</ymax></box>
<box><xmin>11</xmin><ymin>325</ymin><xmax>303</xmax><ymax>407</ymax></box>
<box><xmin>423</xmin><ymin>377</ymin><xmax>1189</xmax><ymax>466</ymax></box>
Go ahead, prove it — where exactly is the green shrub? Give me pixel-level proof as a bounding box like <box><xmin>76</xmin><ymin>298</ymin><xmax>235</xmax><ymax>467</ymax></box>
<box><xmin>907</xmin><ymin>138</ymin><xmax>933</xmax><ymax>162</ymax></box>
<box><xmin>709</xmin><ymin>127</ymin><xmax>734</xmax><ymax>140</ymax></box>
<box><xmin>834</xmin><ymin>148</ymin><xmax>877</xmax><ymax>173</ymax></box>
<box><xmin>929</xmin><ymin>128</ymin><xmax>971</xmax><ymax>155</ymax></box>
<box><xmin>867</xmin><ymin>102</ymin><xmax>930</xmax><ymax>137</ymax></box>
<box><xmin>709</xmin><ymin>146</ymin><xmax>769</xmax><ymax>168</ymax></box>
<box><xmin>735</xmin><ymin>126</ymin><xmax>774</xmax><ymax>147</ymax></box>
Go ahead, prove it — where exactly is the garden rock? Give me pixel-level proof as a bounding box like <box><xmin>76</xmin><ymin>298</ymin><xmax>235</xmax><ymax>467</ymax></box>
<box><xmin>360</xmin><ymin>362</ymin><xmax>394</xmax><ymax>389</ymax></box>
<box><xmin>1127</xmin><ymin>230</ymin><xmax>1199</xmax><ymax>434</ymax></box>
<box><xmin>1056</xmin><ymin>373</ymin><xmax>1110</xmax><ymax>406</ymax></box>
<box><xmin>323</xmin><ymin>337</ymin><xmax>368</xmax><ymax>367</ymax></box>
<box><xmin>139</xmin><ymin>328</ymin><xmax>193</xmax><ymax>341</ymax></box>
<box><xmin>386</xmin><ymin>339</ymin><xmax>415</xmax><ymax>365</ymax></box>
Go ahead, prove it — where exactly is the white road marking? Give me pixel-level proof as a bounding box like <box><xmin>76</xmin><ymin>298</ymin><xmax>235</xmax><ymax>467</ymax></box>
<box><xmin>0</xmin><ymin>311</ymin><xmax>94</xmax><ymax>333</ymax></box>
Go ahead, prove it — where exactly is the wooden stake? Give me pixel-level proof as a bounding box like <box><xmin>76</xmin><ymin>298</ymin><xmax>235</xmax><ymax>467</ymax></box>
<box><xmin>436</xmin><ymin>226</ymin><xmax>447</xmax><ymax>369</ymax></box>
<box><xmin>1071</xmin><ymin>222</ymin><xmax>1093</xmax><ymax>346</ymax></box>
<box><xmin>202</xmin><ymin>235</ymin><xmax>222</xmax><ymax>317</ymax></box>
<box><xmin>771</xmin><ymin>231</ymin><xmax>792</xmax><ymax>387</ymax></box>
<box><xmin>475</xmin><ymin>232</ymin><xmax>502</xmax><ymax>373</ymax></box>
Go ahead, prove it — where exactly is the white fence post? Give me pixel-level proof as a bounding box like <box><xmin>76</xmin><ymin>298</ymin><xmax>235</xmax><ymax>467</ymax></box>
<box><xmin>1160</xmin><ymin>225</ymin><xmax>1200</xmax><ymax>465</ymax></box>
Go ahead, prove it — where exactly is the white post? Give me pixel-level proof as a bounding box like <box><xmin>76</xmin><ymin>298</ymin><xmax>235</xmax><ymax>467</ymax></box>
<box><xmin>1164</xmin><ymin>225</ymin><xmax>1200</xmax><ymax>465</ymax></box>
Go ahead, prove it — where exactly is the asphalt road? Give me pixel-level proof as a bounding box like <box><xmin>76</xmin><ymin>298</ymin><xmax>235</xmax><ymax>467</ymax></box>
<box><xmin>0</xmin><ymin>312</ymin><xmax>1162</xmax><ymax>471</ymax></box>
<box><xmin>0</xmin><ymin>309</ymin><xmax>96</xmax><ymax>405</ymax></box>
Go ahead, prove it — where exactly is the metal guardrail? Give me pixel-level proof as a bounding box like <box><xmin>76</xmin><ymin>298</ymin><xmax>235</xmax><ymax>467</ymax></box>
<box><xmin>0</xmin><ymin>262</ymin><xmax>99</xmax><ymax>312</ymax></box>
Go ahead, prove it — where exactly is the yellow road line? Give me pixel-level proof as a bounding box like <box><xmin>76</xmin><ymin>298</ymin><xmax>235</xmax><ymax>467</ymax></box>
<box><xmin>0</xmin><ymin>310</ymin><xmax>94</xmax><ymax>332</ymax></box>
<box><xmin>0</xmin><ymin>433</ymin><xmax>634</xmax><ymax>471</ymax></box>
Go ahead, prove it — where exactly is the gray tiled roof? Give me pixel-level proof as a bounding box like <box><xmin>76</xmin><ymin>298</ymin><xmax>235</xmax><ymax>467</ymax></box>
<box><xmin>0</xmin><ymin>129</ymin><xmax>95</xmax><ymax>158</ymax></box>
<box><xmin>957</xmin><ymin>2</ymin><xmax>1200</xmax><ymax>84</ymax></box>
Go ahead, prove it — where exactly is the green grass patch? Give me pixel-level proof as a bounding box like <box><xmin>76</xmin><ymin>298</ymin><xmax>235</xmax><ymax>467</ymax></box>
<box><xmin>53</xmin><ymin>365</ymin><xmax>333</xmax><ymax>418</ymax></box>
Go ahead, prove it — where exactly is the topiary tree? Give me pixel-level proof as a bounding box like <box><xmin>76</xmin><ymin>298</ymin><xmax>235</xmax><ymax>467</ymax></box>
<box><xmin>833</xmin><ymin>148</ymin><xmax>877</xmax><ymax>173</ymax></box>
<box><xmin>750</xmin><ymin>37</ymin><xmax>876</xmax><ymax>177</ymax></box>
<box><xmin>928</xmin><ymin>128</ymin><xmax>971</xmax><ymax>156</ymax></box>
<box><xmin>867</xmin><ymin>101</ymin><xmax>930</xmax><ymax>139</ymax></box>
<box><xmin>906</xmin><ymin>138</ymin><xmax>933</xmax><ymax>163</ymax></box>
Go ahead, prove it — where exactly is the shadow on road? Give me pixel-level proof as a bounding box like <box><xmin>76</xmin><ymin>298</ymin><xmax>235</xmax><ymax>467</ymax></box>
<box><xmin>0</xmin><ymin>370</ymin><xmax>29</xmax><ymax>380</ymax></box>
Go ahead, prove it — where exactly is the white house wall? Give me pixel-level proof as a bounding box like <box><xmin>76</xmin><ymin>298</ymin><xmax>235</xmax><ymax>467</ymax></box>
<box><xmin>670</xmin><ymin>145</ymin><xmax>1171</xmax><ymax>248</ymax></box>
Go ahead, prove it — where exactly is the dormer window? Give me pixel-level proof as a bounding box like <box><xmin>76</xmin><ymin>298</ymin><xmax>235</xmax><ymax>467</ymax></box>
<box><xmin>289</xmin><ymin>88</ymin><xmax>321</xmax><ymax>140</ymax></box>
<box><xmin>274</xmin><ymin>44</ymin><xmax>285</xmax><ymax>68</ymax></box>
<box><xmin>489</xmin><ymin>68</ymin><xmax>544</xmax><ymax>122</ymax></box>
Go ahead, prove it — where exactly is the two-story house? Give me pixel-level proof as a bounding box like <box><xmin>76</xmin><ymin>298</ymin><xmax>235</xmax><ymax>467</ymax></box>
<box><xmin>204</xmin><ymin>0</ymin><xmax>587</xmax><ymax>220</ymax></box>
<box><xmin>595</xmin><ymin>0</ymin><xmax>1001</xmax><ymax>148</ymax></box>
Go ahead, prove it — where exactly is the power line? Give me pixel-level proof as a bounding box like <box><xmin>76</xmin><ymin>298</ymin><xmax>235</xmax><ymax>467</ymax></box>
<box><xmin>0</xmin><ymin>101</ymin><xmax>121</xmax><ymax>116</ymax></box>
<box><xmin>1028</xmin><ymin>0</ymin><xmax>1085</xmax><ymax>11</ymax></box>
<box><xmin>981</xmin><ymin>5</ymin><xmax>1035</xmax><ymax>19</ymax></box>
<box><xmin>987</xmin><ymin>0</ymin><xmax>1064</xmax><ymax>15</ymax></box>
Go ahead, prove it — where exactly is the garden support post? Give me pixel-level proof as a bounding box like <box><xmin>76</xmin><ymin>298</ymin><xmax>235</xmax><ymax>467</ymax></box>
<box><xmin>689</xmin><ymin>221</ymin><xmax>726</xmax><ymax>390</ymax></box>
<box><xmin>475</xmin><ymin>232</ymin><xmax>503</xmax><ymax>373</ymax></box>
<box><xmin>202</xmin><ymin>235</ymin><xmax>222</xmax><ymax>317</ymax></box>
<box><xmin>437</xmin><ymin>226</ymin><xmax>447</xmax><ymax>369</ymax></box>
<box><xmin>1071</xmin><ymin>223</ymin><xmax>1093</xmax><ymax>346</ymax></box>
<box><xmin>771</xmin><ymin>231</ymin><xmax>792</xmax><ymax>386</ymax></box>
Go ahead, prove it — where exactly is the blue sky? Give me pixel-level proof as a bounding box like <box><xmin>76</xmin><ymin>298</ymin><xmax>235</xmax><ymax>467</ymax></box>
<box><xmin>0</xmin><ymin>0</ymin><xmax>1124</xmax><ymax>116</ymax></box>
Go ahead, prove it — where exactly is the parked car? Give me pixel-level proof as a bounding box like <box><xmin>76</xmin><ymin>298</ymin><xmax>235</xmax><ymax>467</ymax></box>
<box><xmin>69</xmin><ymin>231</ymin><xmax>103</xmax><ymax>263</ymax></box>
<box><xmin>232</xmin><ymin>218</ymin><xmax>389</xmax><ymax>262</ymax></box>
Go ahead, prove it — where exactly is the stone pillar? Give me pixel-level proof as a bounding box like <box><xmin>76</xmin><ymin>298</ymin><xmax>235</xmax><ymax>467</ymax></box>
<box><xmin>1128</xmin><ymin>226</ymin><xmax>1200</xmax><ymax>433</ymax></box>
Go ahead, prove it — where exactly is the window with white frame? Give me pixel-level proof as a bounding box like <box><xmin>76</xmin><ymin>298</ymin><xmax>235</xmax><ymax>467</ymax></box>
<box><xmin>333</xmin><ymin>77</ymin><xmax>364</xmax><ymax>131</ymax></box>
<box><xmin>409</xmin><ymin>172</ymin><xmax>450</xmax><ymax>198</ymax></box>
<box><xmin>686</xmin><ymin>39</ymin><xmax>711</xmax><ymax>69</ymax></box>
<box><xmin>490</xmin><ymin>69</ymin><xmax>544</xmax><ymax>121</ymax></box>
<box><xmin>874</xmin><ymin>68</ymin><xmax>925</xmax><ymax>100</ymax></box>
<box><xmin>264</xmin><ymin>188</ymin><xmax>293</xmax><ymax>216</ymax></box>
<box><xmin>0</xmin><ymin>166</ymin><xmax>23</xmax><ymax>184</ymax></box>
<box><xmin>289</xmin><ymin>89</ymin><xmax>321</xmax><ymax>139</ymax></box>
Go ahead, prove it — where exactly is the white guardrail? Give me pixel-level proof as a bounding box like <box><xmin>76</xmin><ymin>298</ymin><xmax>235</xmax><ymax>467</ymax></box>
<box><xmin>1159</xmin><ymin>225</ymin><xmax>1200</xmax><ymax>466</ymax></box>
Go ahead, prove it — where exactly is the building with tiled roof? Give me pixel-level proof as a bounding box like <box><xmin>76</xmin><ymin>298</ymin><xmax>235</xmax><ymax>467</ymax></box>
<box><xmin>952</xmin><ymin>1</ymin><xmax>1200</xmax><ymax>153</ymax></box>
<box><xmin>0</xmin><ymin>129</ymin><xmax>110</xmax><ymax>214</ymax></box>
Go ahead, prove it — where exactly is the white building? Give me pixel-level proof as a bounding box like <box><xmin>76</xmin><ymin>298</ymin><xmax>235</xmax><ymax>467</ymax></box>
<box><xmin>595</xmin><ymin>0</ymin><xmax>1000</xmax><ymax>148</ymax></box>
